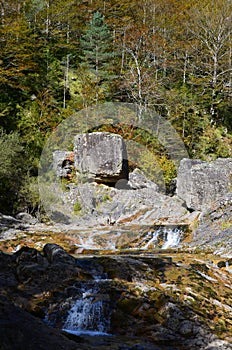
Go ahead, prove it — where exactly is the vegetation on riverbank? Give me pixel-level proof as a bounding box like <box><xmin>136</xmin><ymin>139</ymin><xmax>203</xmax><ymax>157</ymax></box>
<box><xmin>0</xmin><ymin>0</ymin><xmax>231</xmax><ymax>214</ymax></box>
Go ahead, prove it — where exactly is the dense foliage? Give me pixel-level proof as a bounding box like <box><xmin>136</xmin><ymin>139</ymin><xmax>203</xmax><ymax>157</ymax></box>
<box><xmin>0</xmin><ymin>0</ymin><xmax>231</xmax><ymax>214</ymax></box>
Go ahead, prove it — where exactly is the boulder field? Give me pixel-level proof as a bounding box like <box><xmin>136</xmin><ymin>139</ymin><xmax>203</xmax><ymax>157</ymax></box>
<box><xmin>48</xmin><ymin>133</ymin><xmax>231</xmax><ymax>228</ymax></box>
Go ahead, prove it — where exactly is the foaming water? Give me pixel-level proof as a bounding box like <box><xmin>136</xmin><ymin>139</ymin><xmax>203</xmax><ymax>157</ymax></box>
<box><xmin>142</xmin><ymin>231</ymin><xmax>159</xmax><ymax>249</ymax></box>
<box><xmin>72</xmin><ymin>224</ymin><xmax>185</xmax><ymax>251</ymax></box>
<box><xmin>142</xmin><ymin>227</ymin><xmax>182</xmax><ymax>250</ymax></box>
<box><xmin>76</xmin><ymin>230</ymin><xmax>121</xmax><ymax>250</ymax></box>
<box><xmin>162</xmin><ymin>228</ymin><xmax>181</xmax><ymax>249</ymax></box>
<box><xmin>62</xmin><ymin>284</ymin><xmax>111</xmax><ymax>336</ymax></box>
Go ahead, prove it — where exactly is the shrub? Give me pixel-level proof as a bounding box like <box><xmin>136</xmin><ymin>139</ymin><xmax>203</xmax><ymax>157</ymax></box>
<box><xmin>0</xmin><ymin>129</ymin><xmax>25</xmax><ymax>213</ymax></box>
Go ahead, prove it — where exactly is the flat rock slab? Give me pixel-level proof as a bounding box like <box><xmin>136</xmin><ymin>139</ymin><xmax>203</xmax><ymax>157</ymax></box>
<box><xmin>74</xmin><ymin>132</ymin><xmax>128</xmax><ymax>184</ymax></box>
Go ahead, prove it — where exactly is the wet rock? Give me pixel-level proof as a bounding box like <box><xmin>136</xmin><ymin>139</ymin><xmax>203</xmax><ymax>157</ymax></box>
<box><xmin>0</xmin><ymin>296</ymin><xmax>80</xmax><ymax>350</ymax></box>
<box><xmin>15</xmin><ymin>246</ymin><xmax>47</xmax><ymax>265</ymax></box>
<box><xmin>176</xmin><ymin>158</ymin><xmax>232</xmax><ymax>211</ymax></box>
<box><xmin>74</xmin><ymin>132</ymin><xmax>129</xmax><ymax>184</ymax></box>
<box><xmin>16</xmin><ymin>263</ymin><xmax>47</xmax><ymax>283</ymax></box>
<box><xmin>178</xmin><ymin>320</ymin><xmax>194</xmax><ymax>336</ymax></box>
<box><xmin>15</xmin><ymin>247</ymin><xmax>48</xmax><ymax>283</ymax></box>
<box><xmin>43</xmin><ymin>243</ymin><xmax>76</xmax><ymax>265</ymax></box>
<box><xmin>0</xmin><ymin>251</ymin><xmax>18</xmax><ymax>292</ymax></box>
<box><xmin>1</xmin><ymin>244</ymin><xmax>232</xmax><ymax>350</ymax></box>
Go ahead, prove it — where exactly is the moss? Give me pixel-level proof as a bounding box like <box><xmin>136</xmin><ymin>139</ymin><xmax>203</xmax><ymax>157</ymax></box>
<box><xmin>117</xmin><ymin>296</ymin><xmax>141</xmax><ymax>314</ymax></box>
<box><xmin>73</xmin><ymin>201</ymin><xmax>82</xmax><ymax>215</ymax></box>
<box><xmin>221</xmin><ymin>220</ymin><xmax>232</xmax><ymax>230</ymax></box>
<box><xmin>60</xmin><ymin>178</ymin><xmax>70</xmax><ymax>192</ymax></box>
<box><xmin>101</xmin><ymin>193</ymin><xmax>112</xmax><ymax>202</ymax></box>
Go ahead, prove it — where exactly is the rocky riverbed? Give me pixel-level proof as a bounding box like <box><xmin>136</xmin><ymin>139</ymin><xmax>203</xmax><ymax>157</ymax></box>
<box><xmin>0</xmin><ymin>191</ymin><xmax>231</xmax><ymax>256</ymax></box>
<box><xmin>0</xmin><ymin>192</ymin><xmax>232</xmax><ymax>350</ymax></box>
<box><xmin>0</xmin><ymin>152</ymin><xmax>231</xmax><ymax>349</ymax></box>
<box><xmin>1</xmin><ymin>242</ymin><xmax>232</xmax><ymax>350</ymax></box>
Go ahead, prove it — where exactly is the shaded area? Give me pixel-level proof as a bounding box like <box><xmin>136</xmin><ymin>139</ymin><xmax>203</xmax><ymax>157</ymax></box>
<box><xmin>0</xmin><ymin>244</ymin><xmax>232</xmax><ymax>350</ymax></box>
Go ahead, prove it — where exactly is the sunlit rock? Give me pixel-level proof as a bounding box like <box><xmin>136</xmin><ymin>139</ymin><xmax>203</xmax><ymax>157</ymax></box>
<box><xmin>177</xmin><ymin>158</ymin><xmax>232</xmax><ymax>211</ymax></box>
<box><xmin>128</xmin><ymin>168</ymin><xmax>158</xmax><ymax>191</ymax></box>
<box><xmin>74</xmin><ymin>132</ymin><xmax>129</xmax><ymax>184</ymax></box>
<box><xmin>53</xmin><ymin>150</ymin><xmax>74</xmax><ymax>178</ymax></box>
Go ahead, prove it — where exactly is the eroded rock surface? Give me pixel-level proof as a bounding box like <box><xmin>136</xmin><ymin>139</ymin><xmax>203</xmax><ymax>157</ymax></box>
<box><xmin>50</xmin><ymin>132</ymin><xmax>231</xmax><ymax>230</ymax></box>
<box><xmin>188</xmin><ymin>193</ymin><xmax>232</xmax><ymax>256</ymax></box>
<box><xmin>74</xmin><ymin>132</ymin><xmax>129</xmax><ymax>184</ymax></box>
<box><xmin>53</xmin><ymin>150</ymin><xmax>74</xmax><ymax>178</ymax></box>
<box><xmin>176</xmin><ymin>158</ymin><xmax>232</xmax><ymax>211</ymax></box>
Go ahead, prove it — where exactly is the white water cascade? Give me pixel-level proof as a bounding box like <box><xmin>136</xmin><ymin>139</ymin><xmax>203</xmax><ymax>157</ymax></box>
<box><xmin>62</xmin><ymin>284</ymin><xmax>111</xmax><ymax>336</ymax></box>
<box><xmin>142</xmin><ymin>226</ymin><xmax>182</xmax><ymax>249</ymax></box>
<box><xmin>142</xmin><ymin>231</ymin><xmax>159</xmax><ymax>249</ymax></box>
<box><xmin>162</xmin><ymin>227</ymin><xmax>181</xmax><ymax>249</ymax></box>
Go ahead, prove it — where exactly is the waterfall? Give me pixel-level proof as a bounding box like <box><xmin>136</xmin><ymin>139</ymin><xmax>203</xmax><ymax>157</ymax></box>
<box><xmin>142</xmin><ymin>231</ymin><xmax>159</xmax><ymax>249</ymax></box>
<box><xmin>62</xmin><ymin>284</ymin><xmax>110</xmax><ymax>336</ymax></box>
<box><xmin>162</xmin><ymin>227</ymin><xmax>181</xmax><ymax>249</ymax></box>
<box><xmin>142</xmin><ymin>227</ymin><xmax>182</xmax><ymax>250</ymax></box>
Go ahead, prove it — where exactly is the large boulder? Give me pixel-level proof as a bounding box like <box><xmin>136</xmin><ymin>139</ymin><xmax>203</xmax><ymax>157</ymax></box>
<box><xmin>74</xmin><ymin>132</ymin><xmax>128</xmax><ymax>184</ymax></box>
<box><xmin>43</xmin><ymin>243</ymin><xmax>76</xmax><ymax>265</ymax></box>
<box><xmin>0</xmin><ymin>213</ymin><xmax>20</xmax><ymax>228</ymax></box>
<box><xmin>176</xmin><ymin>158</ymin><xmax>232</xmax><ymax>211</ymax></box>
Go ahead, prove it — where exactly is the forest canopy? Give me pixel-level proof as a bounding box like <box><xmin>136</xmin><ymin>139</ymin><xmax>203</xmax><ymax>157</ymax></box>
<box><xmin>0</xmin><ymin>0</ymin><xmax>231</xmax><ymax>214</ymax></box>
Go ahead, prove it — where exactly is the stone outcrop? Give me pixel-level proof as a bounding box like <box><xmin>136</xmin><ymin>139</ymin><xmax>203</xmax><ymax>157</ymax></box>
<box><xmin>50</xmin><ymin>134</ymin><xmax>230</xmax><ymax>229</ymax></box>
<box><xmin>0</xmin><ymin>213</ymin><xmax>20</xmax><ymax>227</ymax></box>
<box><xmin>16</xmin><ymin>212</ymin><xmax>38</xmax><ymax>225</ymax></box>
<box><xmin>128</xmin><ymin>168</ymin><xmax>159</xmax><ymax>191</ymax></box>
<box><xmin>43</xmin><ymin>243</ymin><xmax>76</xmax><ymax>264</ymax></box>
<box><xmin>53</xmin><ymin>150</ymin><xmax>74</xmax><ymax>178</ymax></box>
<box><xmin>176</xmin><ymin>158</ymin><xmax>232</xmax><ymax>211</ymax></box>
<box><xmin>59</xmin><ymin>180</ymin><xmax>194</xmax><ymax>227</ymax></box>
<box><xmin>187</xmin><ymin>192</ymin><xmax>232</xmax><ymax>256</ymax></box>
<box><xmin>0</xmin><ymin>297</ymin><xmax>80</xmax><ymax>350</ymax></box>
<box><xmin>74</xmin><ymin>132</ymin><xmax>129</xmax><ymax>184</ymax></box>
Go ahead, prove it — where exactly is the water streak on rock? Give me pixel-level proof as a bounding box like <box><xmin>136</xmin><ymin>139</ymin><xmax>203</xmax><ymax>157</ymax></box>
<box><xmin>142</xmin><ymin>231</ymin><xmax>159</xmax><ymax>249</ymax></box>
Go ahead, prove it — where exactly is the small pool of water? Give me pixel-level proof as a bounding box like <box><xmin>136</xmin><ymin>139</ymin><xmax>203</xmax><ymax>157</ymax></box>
<box><xmin>62</xmin><ymin>328</ymin><xmax>111</xmax><ymax>337</ymax></box>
